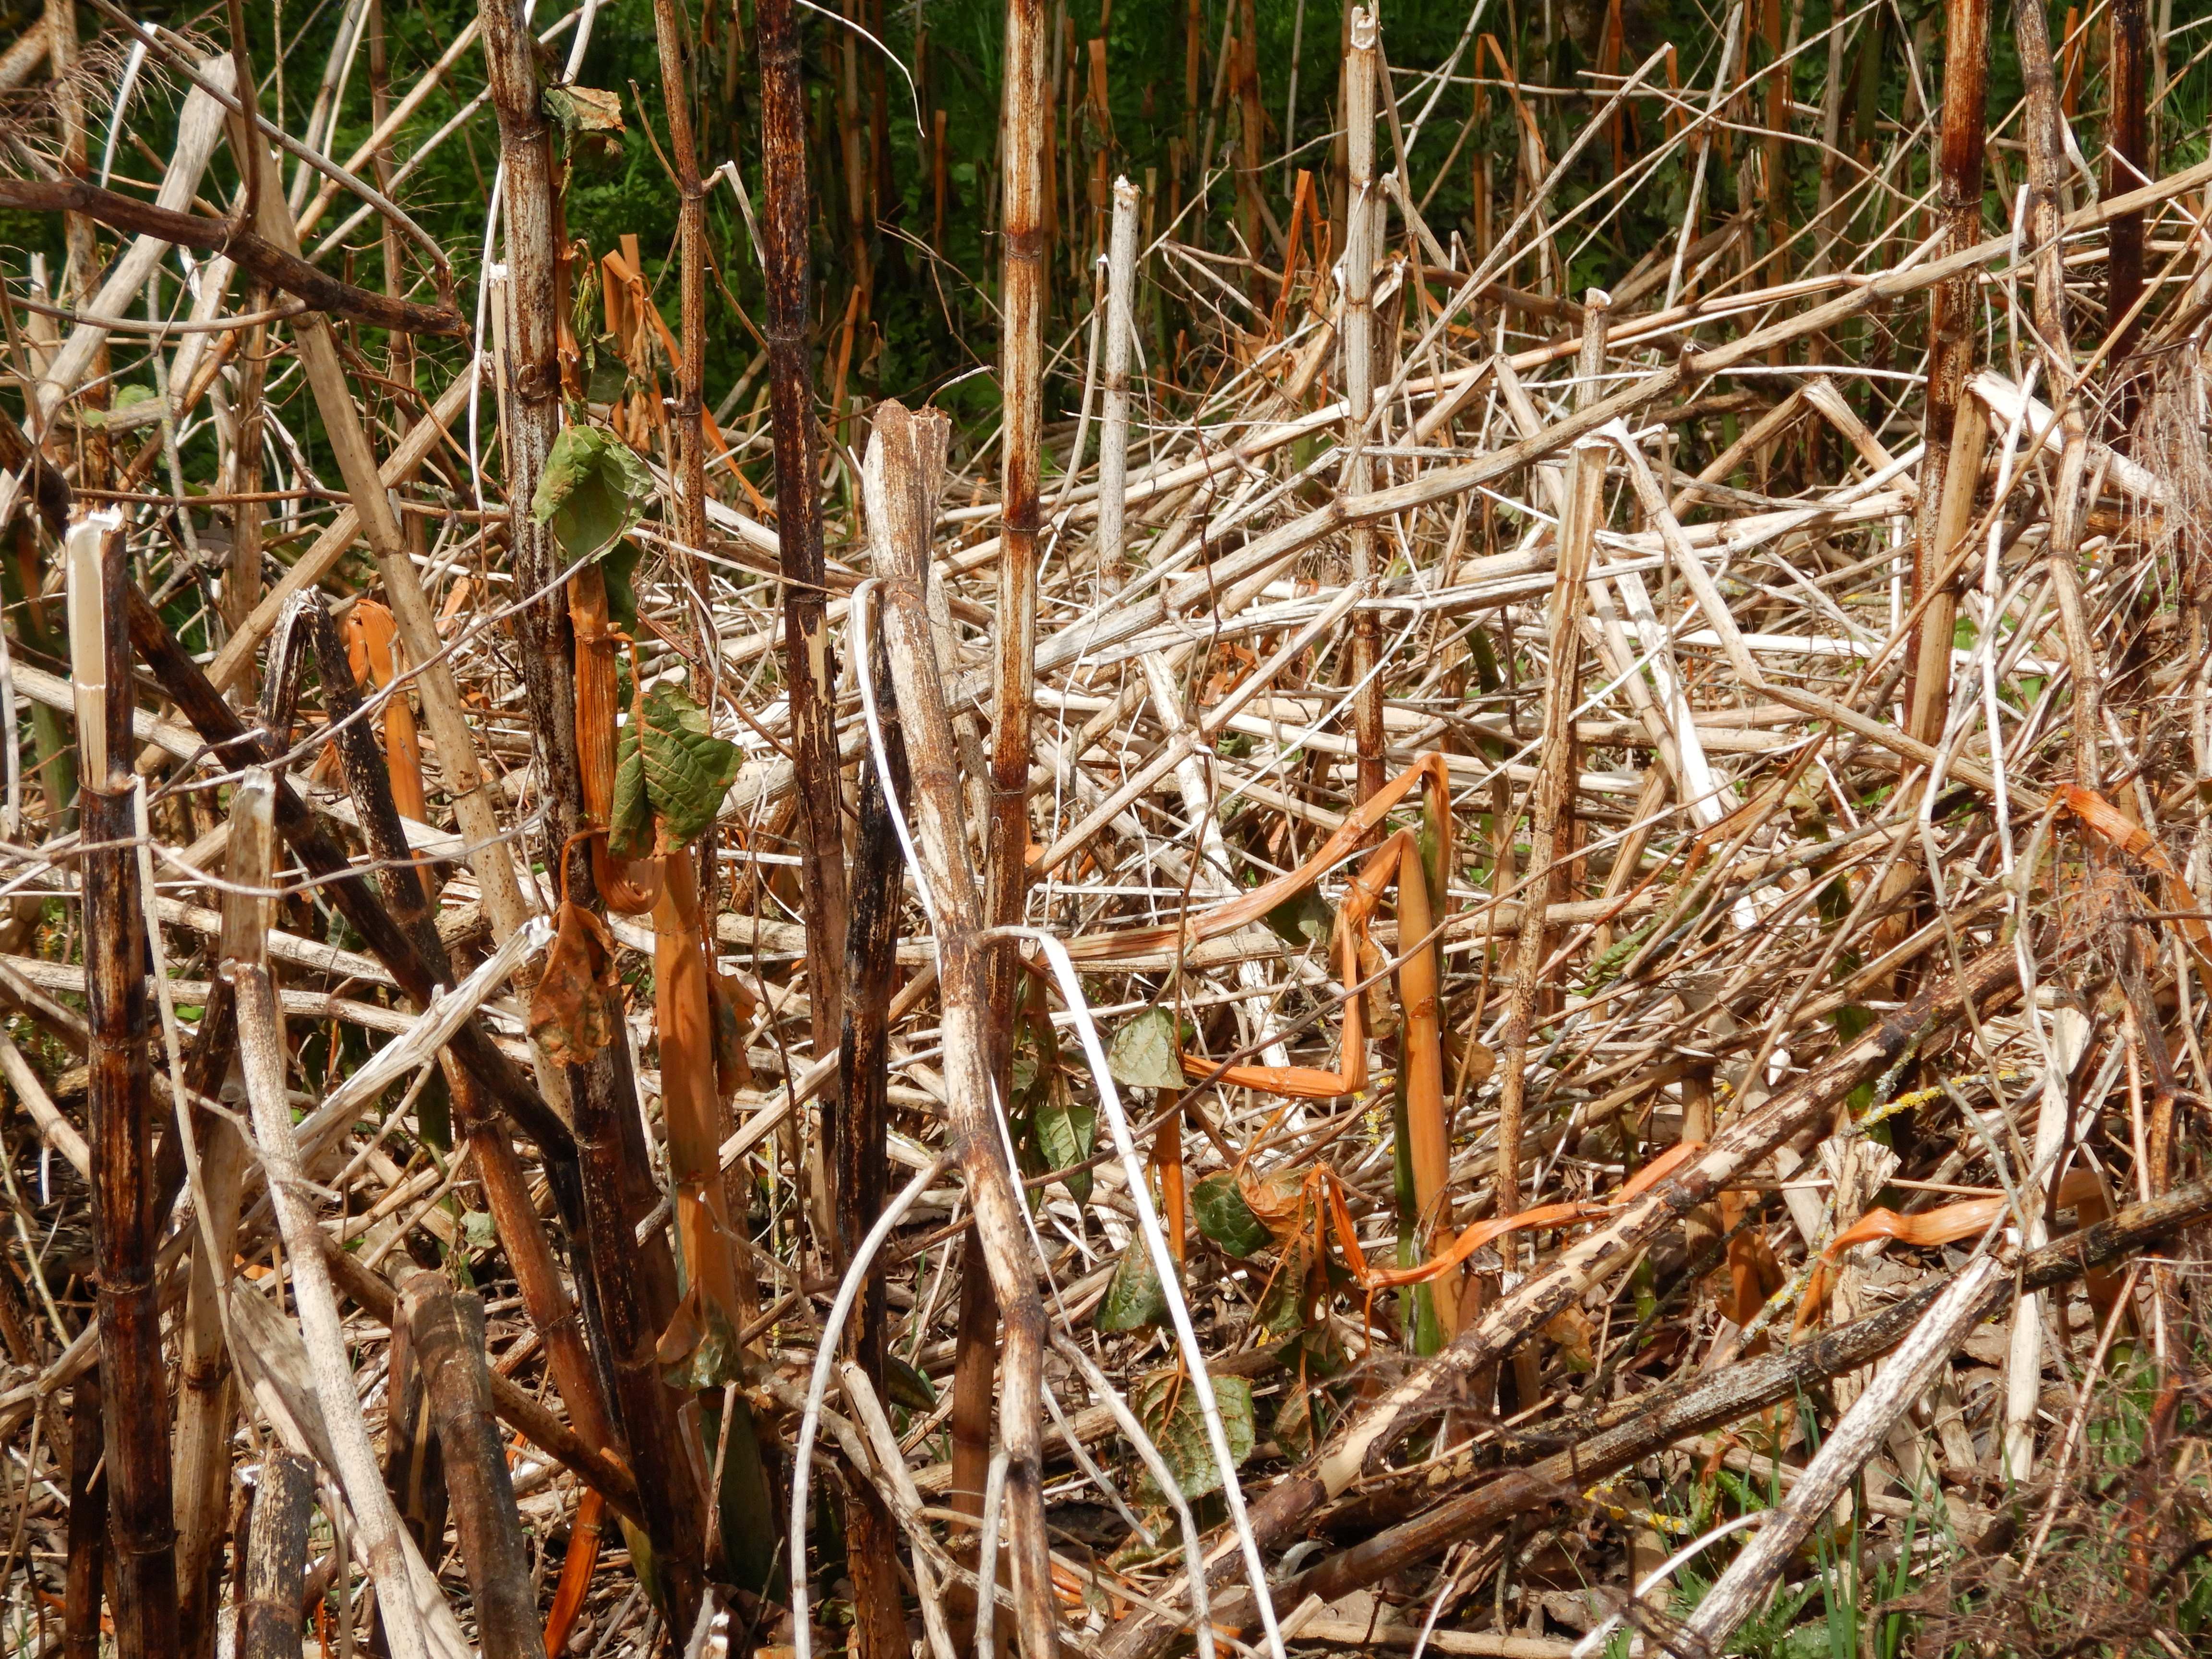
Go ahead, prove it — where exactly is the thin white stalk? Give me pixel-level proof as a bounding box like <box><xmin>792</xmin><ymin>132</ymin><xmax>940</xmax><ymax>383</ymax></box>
<box><xmin>973</xmin><ymin>1449</ymin><xmax>1010</xmax><ymax>1659</ymax></box>
<box><xmin>789</xmin><ymin>1155</ymin><xmax>953</xmax><ymax>1659</ymax></box>
<box><xmin>234</xmin><ymin>964</ymin><xmax>430</xmax><ymax>1659</ymax></box>
<box><xmin>1010</xmin><ymin>927</ymin><xmax>1287</xmax><ymax>1659</ymax></box>
<box><xmin>1054</xmin><ymin>1334</ymin><xmax>1215</xmax><ymax>1659</ymax></box>
<box><xmin>1097</xmin><ymin>178</ymin><xmax>1141</xmax><ymax>571</ymax></box>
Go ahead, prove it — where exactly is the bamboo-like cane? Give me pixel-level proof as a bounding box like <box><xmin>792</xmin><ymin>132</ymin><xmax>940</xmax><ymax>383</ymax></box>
<box><xmin>1096</xmin><ymin>177</ymin><xmax>1140</xmax><ymax>572</ymax></box>
<box><xmin>173</xmin><ymin>772</ymin><xmax>276</xmax><ymax>1659</ymax></box>
<box><xmin>2105</xmin><ymin>0</ymin><xmax>2149</xmax><ymax>384</ymax></box>
<box><xmin>74</xmin><ymin>507</ymin><xmax>181</xmax><ymax>1659</ymax></box>
<box><xmin>961</xmin><ymin>0</ymin><xmax>1051</xmax><ymax>1611</ymax></box>
<box><xmin>1493</xmin><ymin>388</ymin><xmax>1603</xmax><ymax>1298</ymax></box>
<box><xmin>867</xmin><ymin>402</ymin><xmax>1060</xmax><ymax>1659</ymax></box>
<box><xmin>1903</xmin><ymin>0</ymin><xmax>1989</xmax><ymax>746</ymax></box>
<box><xmin>757</xmin><ymin>0</ymin><xmax>853</xmax><ymax>1070</ymax></box>
<box><xmin>400</xmin><ymin>1272</ymin><xmax>550</xmax><ymax>1659</ymax></box>
<box><xmin>843</xmin><ymin>467</ymin><xmax>914</xmax><ymax>1659</ymax></box>
<box><xmin>62</xmin><ymin>1374</ymin><xmax>104</xmax><ymax>1659</ymax></box>
<box><xmin>232</xmin><ymin>959</ymin><xmax>429</xmax><ymax>1659</ymax></box>
<box><xmin>1340</xmin><ymin>9</ymin><xmax>1383</xmax><ymax>807</ymax></box>
<box><xmin>240</xmin><ymin>1454</ymin><xmax>315</xmax><ymax>1659</ymax></box>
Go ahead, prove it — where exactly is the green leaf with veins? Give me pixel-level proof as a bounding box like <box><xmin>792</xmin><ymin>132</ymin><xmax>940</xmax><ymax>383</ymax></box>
<box><xmin>1131</xmin><ymin>1370</ymin><xmax>1254</xmax><ymax>1502</ymax></box>
<box><xmin>1191</xmin><ymin>1173</ymin><xmax>1271</xmax><ymax>1258</ymax></box>
<box><xmin>1034</xmin><ymin>1090</ymin><xmax>1096</xmax><ymax>1204</ymax></box>
<box><xmin>532</xmin><ymin>424</ymin><xmax>654</xmax><ymax>563</ymax></box>
<box><xmin>1094</xmin><ymin>1245</ymin><xmax>1171</xmax><ymax>1333</ymax></box>
<box><xmin>607</xmin><ymin>686</ymin><xmax>741</xmax><ymax>855</ymax></box>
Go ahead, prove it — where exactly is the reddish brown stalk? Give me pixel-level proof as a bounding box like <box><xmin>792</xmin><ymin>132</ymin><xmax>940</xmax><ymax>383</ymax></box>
<box><xmin>238</xmin><ymin>1454</ymin><xmax>313</xmax><ymax>1659</ymax></box>
<box><xmin>837</xmin><ymin>574</ymin><xmax>911</xmax><ymax>1659</ymax></box>
<box><xmin>80</xmin><ymin>514</ymin><xmax>179</xmax><ymax>1659</ymax></box>
<box><xmin>401</xmin><ymin>1272</ymin><xmax>550</xmax><ymax>1659</ymax></box>
<box><xmin>62</xmin><ymin>1375</ymin><xmax>104</xmax><ymax>1659</ymax></box>
<box><xmin>2013</xmin><ymin>0</ymin><xmax>2072</xmax><ymax>380</ymax></box>
<box><xmin>953</xmin><ymin>0</ymin><xmax>1048</xmax><ymax>1625</ymax></box>
<box><xmin>651</xmin><ymin>0</ymin><xmax>714</xmax><ymax>573</ymax></box>
<box><xmin>988</xmin><ymin>0</ymin><xmax>1048</xmax><ymax>1005</ymax></box>
<box><xmin>757</xmin><ymin>0</ymin><xmax>852</xmax><ymax>1102</ymax></box>
<box><xmin>2104</xmin><ymin>0</ymin><xmax>2148</xmax><ymax>420</ymax></box>
<box><xmin>479</xmin><ymin>0</ymin><xmax>705</xmax><ymax>1623</ymax></box>
<box><xmin>1902</xmin><ymin>0</ymin><xmax>1988</xmax><ymax>742</ymax></box>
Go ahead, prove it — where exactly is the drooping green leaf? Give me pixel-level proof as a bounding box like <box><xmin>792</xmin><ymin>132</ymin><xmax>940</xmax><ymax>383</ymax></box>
<box><xmin>1191</xmin><ymin>1172</ymin><xmax>1271</xmax><ymax>1258</ymax></box>
<box><xmin>884</xmin><ymin>1354</ymin><xmax>937</xmax><ymax>1411</ymax></box>
<box><xmin>532</xmin><ymin>425</ymin><xmax>654</xmax><ymax>562</ymax></box>
<box><xmin>1034</xmin><ymin>1091</ymin><xmax>1097</xmax><ymax>1204</ymax></box>
<box><xmin>1107</xmin><ymin>1006</ymin><xmax>1185</xmax><ymax>1091</ymax></box>
<box><xmin>583</xmin><ymin>333</ymin><xmax>630</xmax><ymax>403</ymax></box>
<box><xmin>636</xmin><ymin>686</ymin><xmax>742</xmax><ymax>846</ymax></box>
<box><xmin>1264</xmin><ymin>885</ymin><xmax>1332</xmax><ymax>949</ymax></box>
<box><xmin>1131</xmin><ymin>1370</ymin><xmax>1255</xmax><ymax>1502</ymax></box>
<box><xmin>601</xmin><ymin>538</ymin><xmax>644</xmax><ymax>636</ymax></box>
<box><xmin>609</xmin><ymin>716</ymin><xmax>653</xmax><ymax>859</ymax></box>
<box><xmin>1094</xmin><ymin>1244</ymin><xmax>1171</xmax><ymax>1333</ymax></box>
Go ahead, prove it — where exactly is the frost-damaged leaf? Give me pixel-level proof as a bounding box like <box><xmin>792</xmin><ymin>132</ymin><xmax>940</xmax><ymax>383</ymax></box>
<box><xmin>529</xmin><ymin>902</ymin><xmax>622</xmax><ymax>1067</ymax></box>
<box><xmin>1094</xmin><ymin>1244</ymin><xmax>1170</xmax><ymax>1333</ymax></box>
<box><xmin>1272</xmin><ymin>1374</ymin><xmax>1323</xmax><ymax>1461</ymax></box>
<box><xmin>1192</xmin><ymin>1172</ymin><xmax>1271</xmax><ymax>1258</ymax></box>
<box><xmin>1132</xmin><ymin>1370</ymin><xmax>1254</xmax><ymax>1502</ymax></box>
<box><xmin>1107</xmin><ymin>1006</ymin><xmax>1185</xmax><ymax>1091</ymax></box>
<box><xmin>532</xmin><ymin>425</ymin><xmax>653</xmax><ymax>562</ymax></box>
<box><xmin>541</xmin><ymin>84</ymin><xmax>625</xmax><ymax>139</ymax></box>
<box><xmin>637</xmin><ymin>686</ymin><xmax>742</xmax><ymax>845</ymax></box>
<box><xmin>1237</xmin><ymin>1164</ymin><xmax>1315</xmax><ymax>1246</ymax></box>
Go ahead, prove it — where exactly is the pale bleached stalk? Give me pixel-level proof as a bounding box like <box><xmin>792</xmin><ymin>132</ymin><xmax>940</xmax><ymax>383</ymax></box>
<box><xmin>1675</xmin><ymin>1258</ymin><xmax>2001</xmax><ymax>1651</ymax></box>
<box><xmin>1096</xmin><ymin>178</ymin><xmax>1141</xmax><ymax>571</ymax></box>
<box><xmin>232</xmin><ymin>960</ymin><xmax>427</xmax><ymax>1659</ymax></box>
<box><xmin>1663</xmin><ymin>7</ymin><xmax>1744</xmax><ymax>309</ymax></box>
<box><xmin>1340</xmin><ymin>8</ymin><xmax>1384</xmax><ymax>805</ymax></box>
<box><xmin>167</xmin><ymin>772</ymin><xmax>275</xmax><ymax>1646</ymax></box>
<box><xmin>789</xmin><ymin>1156</ymin><xmax>953</xmax><ymax>1659</ymax></box>
<box><xmin>237</xmin><ymin>134</ymin><xmax>531</xmax><ymax>941</ymax></box>
<box><xmin>1018</xmin><ymin>930</ymin><xmax>1286</xmax><ymax>1659</ymax></box>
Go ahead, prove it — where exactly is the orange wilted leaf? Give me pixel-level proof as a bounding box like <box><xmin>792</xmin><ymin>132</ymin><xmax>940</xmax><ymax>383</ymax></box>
<box><xmin>2057</xmin><ymin>785</ymin><xmax>2163</xmax><ymax>865</ymax></box>
<box><xmin>708</xmin><ymin>971</ymin><xmax>755</xmax><ymax>1094</ymax></box>
<box><xmin>543</xmin><ymin>1488</ymin><xmax>605</xmax><ymax>1658</ymax></box>
<box><xmin>1792</xmin><ymin>1167</ymin><xmax>2106</xmax><ymax>1337</ymax></box>
<box><xmin>652</xmin><ymin>849</ymin><xmax>750</xmax><ymax>1387</ymax></box>
<box><xmin>529</xmin><ymin>902</ymin><xmax>623</xmax><ymax>1068</ymax></box>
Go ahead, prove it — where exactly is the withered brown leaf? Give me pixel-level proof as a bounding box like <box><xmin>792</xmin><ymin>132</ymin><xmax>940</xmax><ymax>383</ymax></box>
<box><xmin>529</xmin><ymin>900</ymin><xmax>623</xmax><ymax>1068</ymax></box>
